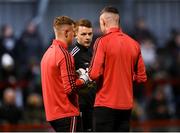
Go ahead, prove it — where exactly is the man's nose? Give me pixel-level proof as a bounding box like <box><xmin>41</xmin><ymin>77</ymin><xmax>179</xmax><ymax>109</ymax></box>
<box><xmin>86</xmin><ymin>35</ymin><xmax>91</xmax><ymax>39</ymax></box>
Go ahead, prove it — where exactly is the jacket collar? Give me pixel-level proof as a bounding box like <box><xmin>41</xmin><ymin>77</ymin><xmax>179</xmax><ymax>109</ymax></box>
<box><xmin>106</xmin><ymin>27</ymin><xmax>122</xmax><ymax>34</ymax></box>
<box><xmin>53</xmin><ymin>39</ymin><xmax>68</xmax><ymax>49</ymax></box>
<box><xmin>75</xmin><ymin>41</ymin><xmax>89</xmax><ymax>51</ymax></box>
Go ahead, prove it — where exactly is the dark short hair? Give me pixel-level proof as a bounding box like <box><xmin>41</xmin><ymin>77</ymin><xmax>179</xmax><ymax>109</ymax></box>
<box><xmin>75</xmin><ymin>19</ymin><xmax>92</xmax><ymax>28</ymax></box>
<box><xmin>100</xmin><ymin>6</ymin><xmax>119</xmax><ymax>15</ymax></box>
<box><xmin>53</xmin><ymin>16</ymin><xmax>75</xmax><ymax>28</ymax></box>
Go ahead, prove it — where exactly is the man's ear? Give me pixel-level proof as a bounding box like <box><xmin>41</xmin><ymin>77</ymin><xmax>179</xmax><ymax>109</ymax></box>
<box><xmin>74</xmin><ymin>31</ymin><xmax>77</xmax><ymax>37</ymax></box>
<box><xmin>65</xmin><ymin>30</ymin><xmax>68</xmax><ymax>38</ymax></box>
<box><xmin>74</xmin><ymin>31</ymin><xmax>77</xmax><ymax>38</ymax></box>
<box><xmin>103</xmin><ymin>19</ymin><xmax>106</xmax><ymax>27</ymax></box>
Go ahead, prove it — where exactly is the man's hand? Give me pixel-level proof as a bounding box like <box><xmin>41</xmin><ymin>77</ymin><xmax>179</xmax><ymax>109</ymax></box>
<box><xmin>77</xmin><ymin>68</ymin><xmax>92</xmax><ymax>84</ymax></box>
<box><xmin>76</xmin><ymin>68</ymin><xmax>86</xmax><ymax>76</ymax></box>
<box><xmin>79</xmin><ymin>73</ymin><xmax>89</xmax><ymax>84</ymax></box>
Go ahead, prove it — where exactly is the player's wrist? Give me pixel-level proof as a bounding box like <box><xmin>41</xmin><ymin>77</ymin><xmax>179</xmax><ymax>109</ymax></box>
<box><xmin>79</xmin><ymin>73</ymin><xmax>89</xmax><ymax>84</ymax></box>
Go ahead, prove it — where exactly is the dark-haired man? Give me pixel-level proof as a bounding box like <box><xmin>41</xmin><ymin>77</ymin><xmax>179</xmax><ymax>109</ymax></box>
<box><xmin>88</xmin><ymin>6</ymin><xmax>147</xmax><ymax>131</ymax></box>
<box><xmin>69</xmin><ymin>19</ymin><xmax>95</xmax><ymax>131</ymax></box>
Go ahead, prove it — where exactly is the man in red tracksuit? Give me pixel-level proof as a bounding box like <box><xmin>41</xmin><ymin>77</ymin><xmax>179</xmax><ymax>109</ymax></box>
<box><xmin>88</xmin><ymin>6</ymin><xmax>147</xmax><ymax>131</ymax></box>
<box><xmin>41</xmin><ymin>16</ymin><xmax>89</xmax><ymax>132</ymax></box>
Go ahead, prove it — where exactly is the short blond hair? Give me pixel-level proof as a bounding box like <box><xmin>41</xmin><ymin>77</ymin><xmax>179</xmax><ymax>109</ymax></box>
<box><xmin>53</xmin><ymin>16</ymin><xmax>75</xmax><ymax>29</ymax></box>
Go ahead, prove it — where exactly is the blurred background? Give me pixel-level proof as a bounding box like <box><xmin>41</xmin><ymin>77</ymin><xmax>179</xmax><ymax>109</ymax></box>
<box><xmin>0</xmin><ymin>0</ymin><xmax>179</xmax><ymax>131</ymax></box>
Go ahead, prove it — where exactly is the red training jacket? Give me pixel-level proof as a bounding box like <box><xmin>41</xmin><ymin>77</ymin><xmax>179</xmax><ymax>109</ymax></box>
<box><xmin>41</xmin><ymin>40</ymin><xmax>83</xmax><ymax>121</ymax></box>
<box><xmin>89</xmin><ymin>28</ymin><xmax>147</xmax><ymax>110</ymax></box>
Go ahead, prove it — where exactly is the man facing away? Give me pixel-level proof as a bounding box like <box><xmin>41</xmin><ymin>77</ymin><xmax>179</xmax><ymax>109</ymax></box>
<box><xmin>88</xmin><ymin>6</ymin><xmax>147</xmax><ymax>131</ymax></box>
<box><xmin>41</xmin><ymin>16</ymin><xmax>89</xmax><ymax>132</ymax></box>
<box><xmin>69</xmin><ymin>19</ymin><xmax>96</xmax><ymax>131</ymax></box>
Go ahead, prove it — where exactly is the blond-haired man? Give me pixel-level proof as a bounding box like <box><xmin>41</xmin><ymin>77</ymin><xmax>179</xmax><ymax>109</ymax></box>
<box><xmin>41</xmin><ymin>16</ymin><xmax>89</xmax><ymax>132</ymax></box>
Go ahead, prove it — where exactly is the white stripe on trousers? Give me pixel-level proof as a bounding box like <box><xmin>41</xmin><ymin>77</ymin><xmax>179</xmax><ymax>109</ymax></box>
<box><xmin>71</xmin><ymin>116</ymin><xmax>76</xmax><ymax>133</ymax></box>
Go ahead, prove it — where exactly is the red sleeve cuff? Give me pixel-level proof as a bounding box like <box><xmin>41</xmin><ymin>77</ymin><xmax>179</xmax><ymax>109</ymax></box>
<box><xmin>76</xmin><ymin>79</ymin><xmax>85</xmax><ymax>87</ymax></box>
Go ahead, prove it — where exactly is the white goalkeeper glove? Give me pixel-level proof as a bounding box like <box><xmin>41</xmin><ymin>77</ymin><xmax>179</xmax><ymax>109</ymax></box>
<box><xmin>77</xmin><ymin>68</ymin><xmax>92</xmax><ymax>84</ymax></box>
<box><xmin>76</xmin><ymin>68</ymin><xmax>86</xmax><ymax>76</ymax></box>
<box><xmin>79</xmin><ymin>73</ymin><xmax>89</xmax><ymax>84</ymax></box>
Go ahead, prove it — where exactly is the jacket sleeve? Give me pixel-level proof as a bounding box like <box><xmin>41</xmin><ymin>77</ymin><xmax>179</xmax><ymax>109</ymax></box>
<box><xmin>133</xmin><ymin>49</ymin><xmax>147</xmax><ymax>83</ymax></box>
<box><xmin>88</xmin><ymin>38</ymin><xmax>105</xmax><ymax>80</ymax></box>
<box><xmin>58</xmin><ymin>53</ymin><xmax>84</xmax><ymax>95</ymax></box>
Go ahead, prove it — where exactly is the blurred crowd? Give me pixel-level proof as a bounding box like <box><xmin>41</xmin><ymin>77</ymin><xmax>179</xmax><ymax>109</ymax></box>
<box><xmin>0</xmin><ymin>18</ymin><xmax>179</xmax><ymax>125</ymax></box>
<box><xmin>130</xmin><ymin>18</ymin><xmax>180</xmax><ymax>121</ymax></box>
<box><xmin>0</xmin><ymin>22</ymin><xmax>45</xmax><ymax>124</ymax></box>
